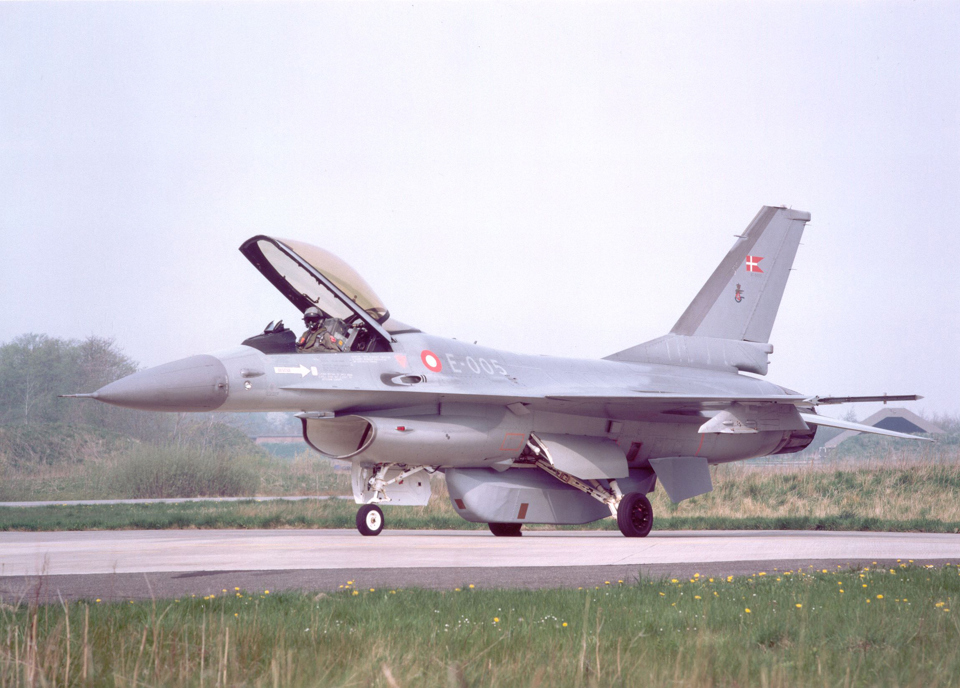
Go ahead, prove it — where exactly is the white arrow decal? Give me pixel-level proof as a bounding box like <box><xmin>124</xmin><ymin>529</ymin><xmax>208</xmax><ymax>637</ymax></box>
<box><xmin>274</xmin><ymin>364</ymin><xmax>311</xmax><ymax>378</ymax></box>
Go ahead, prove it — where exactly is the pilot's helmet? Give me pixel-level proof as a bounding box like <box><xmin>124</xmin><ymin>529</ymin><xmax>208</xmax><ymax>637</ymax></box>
<box><xmin>303</xmin><ymin>307</ymin><xmax>323</xmax><ymax>327</ymax></box>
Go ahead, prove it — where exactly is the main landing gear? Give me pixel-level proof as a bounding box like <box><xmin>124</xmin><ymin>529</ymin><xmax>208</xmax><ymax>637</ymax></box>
<box><xmin>488</xmin><ymin>522</ymin><xmax>523</xmax><ymax>537</ymax></box>
<box><xmin>356</xmin><ymin>504</ymin><xmax>384</xmax><ymax>536</ymax></box>
<box><xmin>616</xmin><ymin>492</ymin><xmax>653</xmax><ymax>538</ymax></box>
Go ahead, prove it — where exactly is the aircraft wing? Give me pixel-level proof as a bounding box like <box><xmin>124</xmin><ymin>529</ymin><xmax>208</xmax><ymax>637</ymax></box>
<box><xmin>543</xmin><ymin>392</ymin><xmax>808</xmax><ymax>406</ymax></box>
<box><xmin>799</xmin><ymin>413</ymin><xmax>935</xmax><ymax>442</ymax></box>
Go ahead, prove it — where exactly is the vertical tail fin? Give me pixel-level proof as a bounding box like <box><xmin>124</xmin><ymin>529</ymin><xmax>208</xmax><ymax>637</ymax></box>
<box><xmin>606</xmin><ymin>206</ymin><xmax>810</xmax><ymax>375</ymax></box>
<box><xmin>671</xmin><ymin>206</ymin><xmax>810</xmax><ymax>343</ymax></box>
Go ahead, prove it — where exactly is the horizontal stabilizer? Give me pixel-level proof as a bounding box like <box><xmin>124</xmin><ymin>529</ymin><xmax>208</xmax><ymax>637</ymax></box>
<box><xmin>809</xmin><ymin>394</ymin><xmax>923</xmax><ymax>406</ymax></box>
<box><xmin>799</xmin><ymin>413</ymin><xmax>935</xmax><ymax>442</ymax></box>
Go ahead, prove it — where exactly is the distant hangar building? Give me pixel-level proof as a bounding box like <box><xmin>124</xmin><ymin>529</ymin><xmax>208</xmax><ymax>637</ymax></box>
<box><xmin>823</xmin><ymin>408</ymin><xmax>945</xmax><ymax>450</ymax></box>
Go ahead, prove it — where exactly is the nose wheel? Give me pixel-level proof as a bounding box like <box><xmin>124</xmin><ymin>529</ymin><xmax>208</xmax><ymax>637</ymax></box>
<box><xmin>356</xmin><ymin>504</ymin><xmax>384</xmax><ymax>536</ymax></box>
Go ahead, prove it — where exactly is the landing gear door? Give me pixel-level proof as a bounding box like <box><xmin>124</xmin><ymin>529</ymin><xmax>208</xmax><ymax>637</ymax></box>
<box><xmin>351</xmin><ymin>463</ymin><xmax>432</xmax><ymax>506</ymax></box>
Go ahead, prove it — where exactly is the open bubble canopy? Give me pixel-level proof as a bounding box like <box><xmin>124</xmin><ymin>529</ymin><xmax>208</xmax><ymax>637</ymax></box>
<box><xmin>239</xmin><ymin>236</ymin><xmax>417</xmax><ymax>335</ymax></box>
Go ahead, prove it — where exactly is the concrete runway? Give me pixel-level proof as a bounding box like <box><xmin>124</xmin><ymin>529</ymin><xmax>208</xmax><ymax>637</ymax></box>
<box><xmin>1</xmin><ymin>529</ymin><xmax>958</xmax><ymax>602</ymax></box>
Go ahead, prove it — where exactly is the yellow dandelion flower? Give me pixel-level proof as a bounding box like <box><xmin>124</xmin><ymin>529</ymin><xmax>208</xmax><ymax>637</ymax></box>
<box><xmin>234</xmin><ymin>587</ymin><xmax>240</xmax><ymax>591</ymax></box>
<box><xmin>745</xmin><ymin>608</ymin><xmax>751</xmax><ymax>613</ymax></box>
<box><xmin>469</xmin><ymin>584</ymin><xmax>475</xmax><ymax>589</ymax></box>
<box><xmin>605</xmin><ymin>581</ymin><xmax>610</xmax><ymax>585</ymax></box>
<box><xmin>862</xmin><ymin>584</ymin><xmax>867</xmax><ymax>588</ymax></box>
<box><xmin>759</xmin><ymin>572</ymin><xmax>767</xmax><ymax>576</ymax></box>
<box><xmin>494</xmin><ymin>617</ymin><xmax>499</xmax><ymax>623</ymax></box>
<box><xmin>390</xmin><ymin>591</ymin><xmax>396</xmax><ymax>594</ymax></box>
<box><xmin>840</xmin><ymin>590</ymin><xmax>844</xmax><ymax>593</ymax></box>
<box><xmin>795</xmin><ymin>604</ymin><xmax>802</xmax><ymax>609</ymax></box>
<box><xmin>265</xmin><ymin>590</ymin><xmax>270</xmax><ymax>594</ymax></box>
<box><xmin>659</xmin><ymin>592</ymin><xmax>665</xmax><ymax>597</ymax></box>
<box><xmin>352</xmin><ymin>590</ymin><xmax>359</xmax><ymax>596</ymax></box>
<box><xmin>96</xmin><ymin>599</ymin><xmax>101</xmax><ymax>603</ymax></box>
<box><xmin>562</xmin><ymin>622</ymin><xmax>568</xmax><ymax>627</ymax></box>
<box><xmin>877</xmin><ymin>595</ymin><xmax>883</xmax><ymax>600</ymax></box>
<box><xmin>671</xmin><ymin>579</ymin><xmax>678</xmax><ymax>583</ymax></box>
<box><xmin>694</xmin><ymin>595</ymin><xmax>702</xmax><ymax>600</ymax></box>
<box><xmin>370</xmin><ymin>588</ymin><xmax>375</xmax><ymax>592</ymax></box>
<box><xmin>234</xmin><ymin>613</ymin><xmax>238</xmax><ymax>617</ymax></box>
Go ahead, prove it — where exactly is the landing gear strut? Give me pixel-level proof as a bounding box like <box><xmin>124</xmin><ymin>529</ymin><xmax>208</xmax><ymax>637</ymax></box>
<box><xmin>488</xmin><ymin>522</ymin><xmax>523</xmax><ymax>537</ymax></box>
<box><xmin>356</xmin><ymin>504</ymin><xmax>384</xmax><ymax>536</ymax></box>
<box><xmin>616</xmin><ymin>492</ymin><xmax>653</xmax><ymax>538</ymax></box>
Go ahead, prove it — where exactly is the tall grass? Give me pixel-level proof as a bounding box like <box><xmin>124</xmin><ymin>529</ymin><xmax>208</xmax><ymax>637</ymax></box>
<box><xmin>3</xmin><ymin>434</ymin><xmax>960</xmax><ymax>534</ymax></box>
<box><xmin>108</xmin><ymin>446</ymin><xmax>260</xmax><ymax>498</ymax></box>
<box><xmin>0</xmin><ymin>449</ymin><xmax>349</xmax><ymax>502</ymax></box>
<box><xmin>1</xmin><ymin>566</ymin><xmax>958</xmax><ymax>687</ymax></box>
<box><xmin>652</xmin><ymin>456</ymin><xmax>960</xmax><ymax>523</ymax></box>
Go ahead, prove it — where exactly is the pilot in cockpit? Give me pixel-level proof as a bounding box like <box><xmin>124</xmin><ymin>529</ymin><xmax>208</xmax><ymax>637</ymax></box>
<box><xmin>297</xmin><ymin>307</ymin><xmax>344</xmax><ymax>353</ymax></box>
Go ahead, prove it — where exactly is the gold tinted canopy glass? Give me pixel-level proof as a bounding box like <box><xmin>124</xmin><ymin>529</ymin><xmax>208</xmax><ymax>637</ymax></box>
<box><xmin>255</xmin><ymin>238</ymin><xmax>389</xmax><ymax>323</ymax></box>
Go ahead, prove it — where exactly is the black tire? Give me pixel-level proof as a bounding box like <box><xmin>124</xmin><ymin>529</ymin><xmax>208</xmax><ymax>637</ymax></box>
<box><xmin>488</xmin><ymin>522</ymin><xmax>523</xmax><ymax>537</ymax></box>
<box><xmin>356</xmin><ymin>504</ymin><xmax>384</xmax><ymax>536</ymax></box>
<box><xmin>616</xmin><ymin>492</ymin><xmax>653</xmax><ymax>537</ymax></box>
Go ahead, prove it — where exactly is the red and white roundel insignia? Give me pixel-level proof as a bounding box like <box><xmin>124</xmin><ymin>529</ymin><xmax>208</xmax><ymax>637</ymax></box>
<box><xmin>421</xmin><ymin>350</ymin><xmax>443</xmax><ymax>372</ymax></box>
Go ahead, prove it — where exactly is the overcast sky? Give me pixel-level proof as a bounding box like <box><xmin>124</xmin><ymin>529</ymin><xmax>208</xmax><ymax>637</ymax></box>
<box><xmin>2</xmin><ymin>2</ymin><xmax>958</xmax><ymax>420</ymax></box>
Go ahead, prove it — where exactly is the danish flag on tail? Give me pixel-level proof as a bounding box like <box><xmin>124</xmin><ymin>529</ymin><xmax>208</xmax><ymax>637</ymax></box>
<box><xmin>746</xmin><ymin>256</ymin><xmax>764</xmax><ymax>273</ymax></box>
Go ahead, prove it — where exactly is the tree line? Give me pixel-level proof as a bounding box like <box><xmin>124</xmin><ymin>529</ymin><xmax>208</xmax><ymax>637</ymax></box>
<box><xmin>0</xmin><ymin>333</ymin><xmax>300</xmax><ymax>442</ymax></box>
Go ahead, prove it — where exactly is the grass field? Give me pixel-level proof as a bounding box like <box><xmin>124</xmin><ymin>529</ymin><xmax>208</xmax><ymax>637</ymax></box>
<box><xmin>0</xmin><ymin>448</ymin><xmax>348</xmax><ymax>503</ymax></box>
<box><xmin>3</xmin><ymin>496</ymin><xmax>960</xmax><ymax>534</ymax></box>
<box><xmin>2</xmin><ymin>565</ymin><xmax>958</xmax><ymax>687</ymax></box>
<box><xmin>2</xmin><ymin>457</ymin><xmax>960</xmax><ymax>534</ymax></box>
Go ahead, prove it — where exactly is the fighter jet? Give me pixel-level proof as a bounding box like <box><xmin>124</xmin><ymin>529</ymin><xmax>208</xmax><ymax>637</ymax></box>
<box><xmin>69</xmin><ymin>206</ymin><xmax>930</xmax><ymax>537</ymax></box>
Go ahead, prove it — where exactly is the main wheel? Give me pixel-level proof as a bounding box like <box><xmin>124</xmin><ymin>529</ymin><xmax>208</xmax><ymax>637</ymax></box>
<box><xmin>356</xmin><ymin>504</ymin><xmax>384</xmax><ymax>536</ymax></box>
<box><xmin>488</xmin><ymin>522</ymin><xmax>523</xmax><ymax>537</ymax></box>
<box><xmin>616</xmin><ymin>492</ymin><xmax>653</xmax><ymax>537</ymax></box>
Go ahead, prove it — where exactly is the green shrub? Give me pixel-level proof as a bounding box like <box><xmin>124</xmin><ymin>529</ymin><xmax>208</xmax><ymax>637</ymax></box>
<box><xmin>110</xmin><ymin>445</ymin><xmax>261</xmax><ymax>498</ymax></box>
<box><xmin>0</xmin><ymin>422</ymin><xmax>135</xmax><ymax>468</ymax></box>
<box><xmin>174</xmin><ymin>420</ymin><xmax>267</xmax><ymax>456</ymax></box>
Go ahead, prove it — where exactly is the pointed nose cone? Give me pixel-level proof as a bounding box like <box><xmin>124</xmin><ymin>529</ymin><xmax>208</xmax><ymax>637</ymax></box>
<box><xmin>93</xmin><ymin>354</ymin><xmax>229</xmax><ymax>412</ymax></box>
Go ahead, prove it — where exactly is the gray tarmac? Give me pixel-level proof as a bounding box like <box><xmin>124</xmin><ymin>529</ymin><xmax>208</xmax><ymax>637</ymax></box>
<box><xmin>1</xmin><ymin>529</ymin><xmax>958</xmax><ymax>603</ymax></box>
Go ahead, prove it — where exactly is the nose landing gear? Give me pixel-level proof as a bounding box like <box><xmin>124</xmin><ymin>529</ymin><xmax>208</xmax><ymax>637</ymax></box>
<box><xmin>356</xmin><ymin>504</ymin><xmax>384</xmax><ymax>536</ymax></box>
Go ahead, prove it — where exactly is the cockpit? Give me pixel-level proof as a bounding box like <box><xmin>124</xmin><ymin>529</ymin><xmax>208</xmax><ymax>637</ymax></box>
<box><xmin>238</xmin><ymin>236</ymin><xmax>419</xmax><ymax>355</ymax></box>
